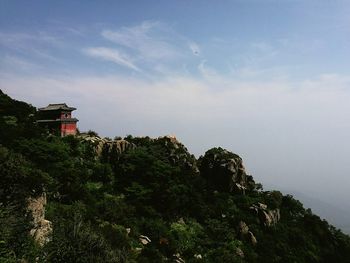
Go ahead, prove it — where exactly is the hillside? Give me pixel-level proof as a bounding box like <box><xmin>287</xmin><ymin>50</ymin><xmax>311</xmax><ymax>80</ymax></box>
<box><xmin>1</xmin><ymin>90</ymin><xmax>350</xmax><ymax>263</ymax></box>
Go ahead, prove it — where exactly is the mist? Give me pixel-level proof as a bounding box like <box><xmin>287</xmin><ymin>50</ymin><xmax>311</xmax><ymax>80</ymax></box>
<box><xmin>2</xmin><ymin>72</ymin><xmax>350</xmax><ymax>233</ymax></box>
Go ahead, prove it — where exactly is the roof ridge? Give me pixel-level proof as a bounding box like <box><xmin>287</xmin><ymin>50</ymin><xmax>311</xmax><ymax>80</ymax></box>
<box><xmin>48</xmin><ymin>103</ymin><xmax>67</xmax><ymax>106</ymax></box>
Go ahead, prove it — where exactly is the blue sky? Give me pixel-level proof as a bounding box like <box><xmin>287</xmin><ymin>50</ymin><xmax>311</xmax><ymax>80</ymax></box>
<box><xmin>1</xmin><ymin>0</ymin><xmax>350</xmax><ymax>228</ymax></box>
<box><xmin>1</xmin><ymin>0</ymin><xmax>350</xmax><ymax>79</ymax></box>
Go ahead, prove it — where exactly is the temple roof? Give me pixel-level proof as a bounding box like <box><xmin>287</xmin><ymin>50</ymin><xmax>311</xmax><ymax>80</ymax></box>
<box><xmin>37</xmin><ymin>118</ymin><xmax>79</xmax><ymax>123</ymax></box>
<box><xmin>38</xmin><ymin>103</ymin><xmax>76</xmax><ymax>111</ymax></box>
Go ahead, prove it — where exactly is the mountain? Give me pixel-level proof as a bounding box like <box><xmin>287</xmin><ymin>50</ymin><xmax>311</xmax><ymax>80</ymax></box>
<box><xmin>284</xmin><ymin>190</ymin><xmax>350</xmax><ymax>235</ymax></box>
<box><xmin>1</xmin><ymin>90</ymin><xmax>350</xmax><ymax>263</ymax></box>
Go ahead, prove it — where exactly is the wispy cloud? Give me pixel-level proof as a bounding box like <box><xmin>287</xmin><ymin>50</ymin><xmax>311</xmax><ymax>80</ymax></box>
<box><xmin>83</xmin><ymin>47</ymin><xmax>140</xmax><ymax>71</ymax></box>
<box><xmin>101</xmin><ymin>21</ymin><xmax>180</xmax><ymax>60</ymax></box>
<box><xmin>82</xmin><ymin>20</ymin><xmax>201</xmax><ymax>74</ymax></box>
<box><xmin>0</xmin><ymin>32</ymin><xmax>64</xmax><ymax>50</ymax></box>
<box><xmin>1</xmin><ymin>55</ymin><xmax>40</xmax><ymax>71</ymax></box>
<box><xmin>0</xmin><ymin>31</ymin><xmax>65</xmax><ymax>67</ymax></box>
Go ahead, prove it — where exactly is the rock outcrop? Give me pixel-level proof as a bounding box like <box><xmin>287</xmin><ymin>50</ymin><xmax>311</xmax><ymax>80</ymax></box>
<box><xmin>238</xmin><ymin>221</ymin><xmax>257</xmax><ymax>245</ymax></box>
<box><xmin>235</xmin><ymin>247</ymin><xmax>245</xmax><ymax>258</ymax></box>
<box><xmin>156</xmin><ymin>135</ymin><xmax>199</xmax><ymax>174</ymax></box>
<box><xmin>79</xmin><ymin>134</ymin><xmax>136</xmax><ymax>161</ymax></box>
<box><xmin>199</xmin><ymin>147</ymin><xmax>256</xmax><ymax>193</ymax></box>
<box><xmin>26</xmin><ymin>193</ymin><xmax>52</xmax><ymax>246</ymax></box>
<box><xmin>250</xmin><ymin>203</ymin><xmax>280</xmax><ymax>227</ymax></box>
<box><xmin>81</xmin><ymin>134</ymin><xmax>199</xmax><ymax>174</ymax></box>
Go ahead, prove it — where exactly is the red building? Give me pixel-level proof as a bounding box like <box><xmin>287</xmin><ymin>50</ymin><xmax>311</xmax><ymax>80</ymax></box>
<box><xmin>37</xmin><ymin>103</ymin><xmax>78</xmax><ymax>136</ymax></box>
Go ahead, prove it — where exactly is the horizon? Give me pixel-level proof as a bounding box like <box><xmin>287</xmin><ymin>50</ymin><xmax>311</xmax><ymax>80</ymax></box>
<box><xmin>1</xmin><ymin>1</ymin><xmax>350</xmax><ymax>231</ymax></box>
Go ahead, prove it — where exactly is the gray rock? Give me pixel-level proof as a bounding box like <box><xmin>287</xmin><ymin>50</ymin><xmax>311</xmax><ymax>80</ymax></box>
<box><xmin>250</xmin><ymin>203</ymin><xmax>280</xmax><ymax>227</ymax></box>
<box><xmin>199</xmin><ymin>147</ymin><xmax>256</xmax><ymax>193</ymax></box>
<box><xmin>248</xmin><ymin>231</ymin><xmax>257</xmax><ymax>245</ymax></box>
<box><xmin>235</xmin><ymin>247</ymin><xmax>244</xmax><ymax>258</ymax></box>
<box><xmin>139</xmin><ymin>235</ymin><xmax>151</xmax><ymax>245</ymax></box>
<box><xmin>238</xmin><ymin>221</ymin><xmax>249</xmax><ymax>235</ymax></box>
<box><xmin>26</xmin><ymin>193</ymin><xmax>52</xmax><ymax>246</ymax></box>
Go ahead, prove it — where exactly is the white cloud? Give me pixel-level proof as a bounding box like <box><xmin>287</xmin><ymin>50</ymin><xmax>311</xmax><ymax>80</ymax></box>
<box><xmin>198</xmin><ymin>60</ymin><xmax>222</xmax><ymax>83</ymax></box>
<box><xmin>83</xmin><ymin>47</ymin><xmax>140</xmax><ymax>71</ymax></box>
<box><xmin>101</xmin><ymin>21</ymin><xmax>181</xmax><ymax>60</ymax></box>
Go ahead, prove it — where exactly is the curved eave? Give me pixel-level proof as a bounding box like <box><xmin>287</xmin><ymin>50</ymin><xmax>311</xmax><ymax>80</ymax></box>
<box><xmin>37</xmin><ymin>118</ymin><xmax>79</xmax><ymax>123</ymax></box>
<box><xmin>38</xmin><ymin>107</ymin><xmax>76</xmax><ymax>111</ymax></box>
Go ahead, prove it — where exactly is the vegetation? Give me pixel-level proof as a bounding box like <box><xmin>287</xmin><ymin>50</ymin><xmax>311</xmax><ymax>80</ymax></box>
<box><xmin>0</xmin><ymin>89</ymin><xmax>349</xmax><ymax>262</ymax></box>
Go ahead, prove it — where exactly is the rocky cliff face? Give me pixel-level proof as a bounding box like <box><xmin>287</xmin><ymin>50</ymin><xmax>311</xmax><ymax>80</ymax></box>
<box><xmin>79</xmin><ymin>134</ymin><xmax>136</xmax><ymax>161</ymax></box>
<box><xmin>198</xmin><ymin>147</ymin><xmax>256</xmax><ymax>193</ymax></box>
<box><xmin>154</xmin><ymin>135</ymin><xmax>199</xmax><ymax>174</ymax></box>
<box><xmin>80</xmin><ymin>134</ymin><xmax>199</xmax><ymax>174</ymax></box>
<box><xmin>250</xmin><ymin>202</ymin><xmax>281</xmax><ymax>227</ymax></box>
<box><xmin>26</xmin><ymin>193</ymin><xmax>52</xmax><ymax>246</ymax></box>
<box><xmin>81</xmin><ymin>136</ymin><xmax>258</xmax><ymax>195</ymax></box>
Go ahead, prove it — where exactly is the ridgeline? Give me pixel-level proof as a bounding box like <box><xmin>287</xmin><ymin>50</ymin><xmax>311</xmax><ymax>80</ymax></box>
<box><xmin>1</xmin><ymin>90</ymin><xmax>349</xmax><ymax>262</ymax></box>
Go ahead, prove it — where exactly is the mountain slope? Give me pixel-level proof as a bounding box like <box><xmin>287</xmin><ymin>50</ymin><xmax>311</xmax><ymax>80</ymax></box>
<box><xmin>1</xmin><ymin>90</ymin><xmax>350</xmax><ymax>263</ymax></box>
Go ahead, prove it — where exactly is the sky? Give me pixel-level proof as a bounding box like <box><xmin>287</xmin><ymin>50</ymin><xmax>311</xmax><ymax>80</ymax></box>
<box><xmin>1</xmin><ymin>0</ymin><xmax>350</xmax><ymax>228</ymax></box>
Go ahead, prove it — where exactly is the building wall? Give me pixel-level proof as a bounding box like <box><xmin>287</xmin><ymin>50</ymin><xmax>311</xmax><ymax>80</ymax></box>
<box><xmin>60</xmin><ymin>123</ymin><xmax>77</xmax><ymax>136</ymax></box>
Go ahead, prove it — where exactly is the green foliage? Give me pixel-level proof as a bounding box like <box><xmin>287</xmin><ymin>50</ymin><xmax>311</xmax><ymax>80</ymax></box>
<box><xmin>0</xmin><ymin>90</ymin><xmax>42</xmax><ymax>146</ymax></box>
<box><xmin>1</xmin><ymin>90</ymin><xmax>350</xmax><ymax>262</ymax></box>
<box><xmin>0</xmin><ymin>203</ymin><xmax>41</xmax><ymax>262</ymax></box>
<box><xmin>169</xmin><ymin>220</ymin><xmax>204</xmax><ymax>254</ymax></box>
<box><xmin>0</xmin><ymin>146</ymin><xmax>49</xmax><ymax>203</ymax></box>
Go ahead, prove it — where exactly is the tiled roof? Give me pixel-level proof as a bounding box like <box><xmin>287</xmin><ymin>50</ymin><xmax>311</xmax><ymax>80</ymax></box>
<box><xmin>38</xmin><ymin>103</ymin><xmax>76</xmax><ymax>111</ymax></box>
<box><xmin>37</xmin><ymin>118</ymin><xmax>79</xmax><ymax>123</ymax></box>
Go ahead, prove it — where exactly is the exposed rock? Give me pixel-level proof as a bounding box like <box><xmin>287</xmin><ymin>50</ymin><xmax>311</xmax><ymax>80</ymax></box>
<box><xmin>248</xmin><ymin>231</ymin><xmax>257</xmax><ymax>245</ymax></box>
<box><xmin>139</xmin><ymin>235</ymin><xmax>151</xmax><ymax>245</ymax></box>
<box><xmin>194</xmin><ymin>254</ymin><xmax>202</xmax><ymax>259</ymax></box>
<box><xmin>261</xmin><ymin>209</ymin><xmax>280</xmax><ymax>227</ymax></box>
<box><xmin>235</xmin><ymin>247</ymin><xmax>244</xmax><ymax>258</ymax></box>
<box><xmin>157</xmin><ymin>136</ymin><xmax>199</xmax><ymax>174</ymax></box>
<box><xmin>173</xmin><ymin>253</ymin><xmax>185</xmax><ymax>263</ymax></box>
<box><xmin>238</xmin><ymin>221</ymin><xmax>249</xmax><ymax>235</ymax></box>
<box><xmin>238</xmin><ymin>221</ymin><xmax>257</xmax><ymax>245</ymax></box>
<box><xmin>177</xmin><ymin>217</ymin><xmax>186</xmax><ymax>224</ymax></box>
<box><xmin>258</xmin><ymin>202</ymin><xmax>267</xmax><ymax>210</ymax></box>
<box><xmin>79</xmin><ymin>135</ymin><xmax>199</xmax><ymax>174</ymax></box>
<box><xmin>250</xmin><ymin>203</ymin><xmax>280</xmax><ymax>227</ymax></box>
<box><xmin>79</xmin><ymin>134</ymin><xmax>136</xmax><ymax>160</ymax></box>
<box><xmin>26</xmin><ymin>193</ymin><xmax>52</xmax><ymax>246</ymax></box>
<box><xmin>134</xmin><ymin>247</ymin><xmax>143</xmax><ymax>252</ymax></box>
<box><xmin>198</xmin><ymin>147</ymin><xmax>255</xmax><ymax>193</ymax></box>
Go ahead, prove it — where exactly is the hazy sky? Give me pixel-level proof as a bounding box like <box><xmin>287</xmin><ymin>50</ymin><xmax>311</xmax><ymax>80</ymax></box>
<box><xmin>1</xmin><ymin>1</ymin><xmax>350</xmax><ymax>214</ymax></box>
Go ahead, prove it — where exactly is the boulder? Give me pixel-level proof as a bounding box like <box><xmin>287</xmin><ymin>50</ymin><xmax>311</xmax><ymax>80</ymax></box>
<box><xmin>248</xmin><ymin>231</ymin><xmax>257</xmax><ymax>245</ymax></box>
<box><xmin>26</xmin><ymin>193</ymin><xmax>52</xmax><ymax>246</ymax></box>
<box><xmin>238</xmin><ymin>221</ymin><xmax>249</xmax><ymax>235</ymax></box>
<box><xmin>198</xmin><ymin>147</ymin><xmax>255</xmax><ymax>193</ymax></box>
<box><xmin>250</xmin><ymin>203</ymin><xmax>280</xmax><ymax>227</ymax></box>
<box><xmin>238</xmin><ymin>221</ymin><xmax>258</xmax><ymax>245</ymax></box>
<box><xmin>173</xmin><ymin>253</ymin><xmax>185</xmax><ymax>263</ymax></box>
<box><xmin>139</xmin><ymin>235</ymin><xmax>151</xmax><ymax>245</ymax></box>
<box><xmin>235</xmin><ymin>247</ymin><xmax>244</xmax><ymax>258</ymax></box>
